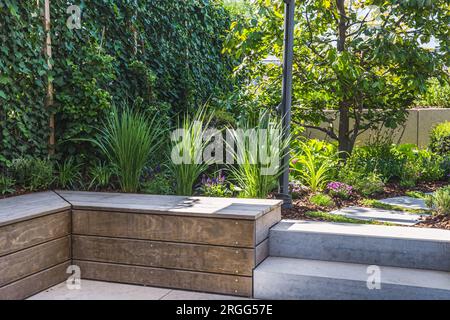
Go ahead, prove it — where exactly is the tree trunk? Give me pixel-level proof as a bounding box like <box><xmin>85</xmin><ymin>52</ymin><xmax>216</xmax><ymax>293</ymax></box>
<box><xmin>338</xmin><ymin>103</ymin><xmax>352</xmax><ymax>159</ymax></box>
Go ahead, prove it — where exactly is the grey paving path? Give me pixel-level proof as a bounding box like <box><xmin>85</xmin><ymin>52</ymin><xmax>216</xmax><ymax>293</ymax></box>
<box><xmin>378</xmin><ymin>196</ymin><xmax>430</xmax><ymax>211</ymax></box>
<box><xmin>28</xmin><ymin>280</ymin><xmax>246</xmax><ymax>300</ymax></box>
<box><xmin>330</xmin><ymin>206</ymin><xmax>426</xmax><ymax>226</ymax></box>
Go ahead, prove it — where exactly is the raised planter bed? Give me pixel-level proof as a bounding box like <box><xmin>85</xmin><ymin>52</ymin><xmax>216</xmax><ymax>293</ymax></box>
<box><xmin>0</xmin><ymin>191</ymin><xmax>282</xmax><ymax>299</ymax></box>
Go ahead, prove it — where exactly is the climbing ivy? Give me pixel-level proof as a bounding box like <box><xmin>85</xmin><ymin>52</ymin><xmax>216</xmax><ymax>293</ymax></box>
<box><xmin>0</xmin><ymin>1</ymin><xmax>49</xmax><ymax>166</ymax></box>
<box><xmin>0</xmin><ymin>0</ymin><xmax>235</xmax><ymax>166</ymax></box>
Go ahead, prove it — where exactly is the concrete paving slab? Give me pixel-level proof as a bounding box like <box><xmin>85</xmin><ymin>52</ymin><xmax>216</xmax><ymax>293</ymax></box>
<box><xmin>28</xmin><ymin>280</ymin><xmax>245</xmax><ymax>300</ymax></box>
<box><xmin>161</xmin><ymin>290</ymin><xmax>248</xmax><ymax>300</ymax></box>
<box><xmin>378</xmin><ymin>196</ymin><xmax>430</xmax><ymax>211</ymax></box>
<box><xmin>330</xmin><ymin>206</ymin><xmax>424</xmax><ymax>226</ymax></box>
<box><xmin>28</xmin><ymin>280</ymin><xmax>171</xmax><ymax>300</ymax></box>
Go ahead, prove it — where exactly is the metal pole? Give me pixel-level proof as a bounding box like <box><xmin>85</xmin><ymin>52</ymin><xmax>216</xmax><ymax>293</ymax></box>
<box><xmin>278</xmin><ymin>0</ymin><xmax>295</xmax><ymax>208</ymax></box>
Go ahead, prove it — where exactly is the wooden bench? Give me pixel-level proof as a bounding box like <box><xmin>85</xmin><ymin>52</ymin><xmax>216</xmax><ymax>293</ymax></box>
<box><xmin>0</xmin><ymin>192</ymin><xmax>71</xmax><ymax>299</ymax></box>
<box><xmin>0</xmin><ymin>191</ymin><xmax>282</xmax><ymax>299</ymax></box>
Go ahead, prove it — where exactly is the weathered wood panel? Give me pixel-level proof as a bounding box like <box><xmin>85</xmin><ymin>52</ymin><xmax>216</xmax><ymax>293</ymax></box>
<box><xmin>73</xmin><ymin>235</ymin><xmax>254</xmax><ymax>276</ymax></box>
<box><xmin>0</xmin><ymin>261</ymin><xmax>70</xmax><ymax>300</ymax></box>
<box><xmin>0</xmin><ymin>192</ymin><xmax>70</xmax><ymax>227</ymax></box>
<box><xmin>72</xmin><ymin>210</ymin><xmax>255</xmax><ymax>248</ymax></box>
<box><xmin>0</xmin><ymin>236</ymin><xmax>70</xmax><ymax>286</ymax></box>
<box><xmin>255</xmin><ymin>238</ymin><xmax>269</xmax><ymax>266</ymax></box>
<box><xmin>0</xmin><ymin>211</ymin><xmax>70</xmax><ymax>256</ymax></box>
<box><xmin>74</xmin><ymin>260</ymin><xmax>252</xmax><ymax>297</ymax></box>
<box><xmin>255</xmin><ymin>207</ymin><xmax>281</xmax><ymax>245</ymax></box>
<box><xmin>59</xmin><ymin>191</ymin><xmax>282</xmax><ymax>220</ymax></box>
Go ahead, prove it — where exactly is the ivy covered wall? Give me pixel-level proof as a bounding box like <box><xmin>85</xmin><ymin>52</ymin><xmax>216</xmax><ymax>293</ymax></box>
<box><xmin>0</xmin><ymin>0</ymin><xmax>234</xmax><ymax>165</ymax></box>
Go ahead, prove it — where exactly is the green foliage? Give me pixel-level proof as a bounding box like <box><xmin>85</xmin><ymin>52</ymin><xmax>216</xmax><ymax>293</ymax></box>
<box><xmin>347</xmin><ymin>142</ymin><xmax>444</xmax><ymax>183</ymax></box>
<box><xmin>361</xmin><ymin>199</ymin><xmax>426</xmax><ymax>214</ymax></box>
<box><xmin>141</xmin><ymin>171</ymin><xmax>174</xmax><ymax>196</ymax></box>
<box><xmin>310</xmin><ymin>193</ymin><xmax>334</xmax><ymax>207</ymax></box>
<box><xmin>0</xmin><ymin>175</ymin><xmax>15</xmax><ymax>195</ymax></box>
<box><xmin>429</xmin><ymin>122</ymin><xmax>450</xmax><ymax>156</ymax></box>
<box><xmin>88</xmin><ymin>106</ymin><xmax>166</xmax><ymax>193</ymax></box>
<box><xmin>56</xmin><ymin>158</ymin><xmax>82</xmax><ymax>189</ymax></box>
<box><xmin>198</xmin><ymin>172</ymin><xmax>232</xmax><ymax>198</ymax></box>
<box><xmin>10</xmin><ymin>157</ymin><xmax>54</xmax><ymax>191</ymax></box>
<box><xmin>305</xmin><ymin>211</ymin><xmax>391</xmax><ymax>225</ymax></box>
<box><xmin>0</xmin><ymin>1</ymin><xmax>49</xmax><ymax>165</ymax></box>
<box><xmin>425</xmin><ymin>186</ymin><xmax>450</xmax><ymax>216</ymax></box>
<box><xmin>405</xmin><ymin>191</ymin><xmax>427</xmax><ymax>199</ymax></box>
<box><xmin>290</xmin><ymin>140</ymin><xmax>337</xmax><ymax>192</ymax></box>
<box><xmin>348</xmin><ymin>141</ymin><xmax>404</xmax><ymax>181</ymax></box>
<box><xmin>339</xmin><ymin>168</ymin><xmax>384</xmax><ymax>196</ymax></box>
<box><xmin>227</xmin><ymin>111</ymin><xmax>289</xmax><ymax>198</ymax></box>
<box><xmin>169</xmin><ymin>108</ymin><xmax>212</xmax><ymax>196</ymax></box>
<box><xmin>415</xmin><ymin>78</ymin><xmax>450</xmax><ymax>108</ymax></box>
<box><xmin>225</xmin><ymin>0</ymin><xmax>448</xmax><ymax>154</ymax></box>
<box><xmin>1</xmin><ymin>1</ymin><xmax>235</xmax><ymax>167</ymax></box>
<box><xmin>88</xmin><ymin>162</ymin><xmax>113</xmax><ymax>190</ymax></box>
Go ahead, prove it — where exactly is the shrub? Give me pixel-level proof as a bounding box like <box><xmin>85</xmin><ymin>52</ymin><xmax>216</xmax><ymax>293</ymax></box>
<box><xmin>10</xmin><ymin>157</ymin><xmax>54</xmax><ymax>191</ymax></box>
<box><xmin>429</xmin><ymin>122</ymin><xmax>450</xmax><ymax>156</ymax></box>
<box><xmin>339</xmin><ymin>168</ymin><xmax>384</xmax><ymax>196</ymax></box>
<box><xmin>56</xmin><ymin>158</ymin><xmax>82</xmax><ymax>189</ymax></box>
<box><xmin>0</xmin><ymin>175</ymin><xmax>15</xmax><ymax>195</ymax></box>
<box><xmin>425</xmin><ymin>186</ymin><xmax>450</xmax><ymax>216</ymax></box>
<box><xmin>198</xmin><ymin>171</ymin><xmax>232</xmax><ymax>198</ymax></box>
<box><xmin>327</xmin><ymin>182</ymin><xmax>353</xmax><ymax>199</ymax></box>
<box><xmin>141</xmin><ymin>175</ymin><xmax>174</xmax><ymax>196</ymax></box>
<box><xmin>399</xmin><ymin>161</ymin><xmax>421</xmax><ymax>187</ymax></box>
<box><xmin>347</xmin><ymin>142</ymin><xmax>404</xmax><ymax>181</ymax></box>
<box><xmin>310</xmin><ymin>193</ymin><xmax>334</xmax><ymax>207</ymax></box>
<box><xmin>88</xmin><ymin>162</ymin><xmax>114</xmax><ymax>190</ymax></box>
<box><xmin>88</xmin><ymin>106</ymin><xmax>166</xmax><ymax>193</ymax></box>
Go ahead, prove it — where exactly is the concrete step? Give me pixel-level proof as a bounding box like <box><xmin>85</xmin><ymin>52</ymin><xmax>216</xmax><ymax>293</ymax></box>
<box><xmin>253</xmin><ymin>257</ymin><xmax>450</xmax><ymax>300</ymax></box>
<box><xmin>270</xmin><ymin>220</ymin><xmax>450</xmax><ymax>271</ymax></box>
<box><xmin>330</xmin><ymin>206</ymin><xmax>426</xmax><ymax>226</ymax></box>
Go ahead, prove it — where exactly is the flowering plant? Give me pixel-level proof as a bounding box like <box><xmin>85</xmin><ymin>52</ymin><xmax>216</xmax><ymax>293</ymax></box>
<box><xmin>327</xmin><ymin>181</ymin><xmax>353</xmax><ymax>199</ymax></box>
<box><xmin>199</xmin><ymin>171</ymin><xmax>232</xmax><ymax>197</ymax></box>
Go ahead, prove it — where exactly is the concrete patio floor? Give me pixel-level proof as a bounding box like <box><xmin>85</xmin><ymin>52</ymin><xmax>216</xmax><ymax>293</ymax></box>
<box><xmin>28</xmin><ymin>280</ymin><xmax>247</xmax><ymax>300</ymax></box>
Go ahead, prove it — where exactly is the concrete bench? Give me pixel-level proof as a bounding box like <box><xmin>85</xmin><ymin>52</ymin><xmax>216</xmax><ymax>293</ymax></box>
<box><xmin>0</xmin><ymin>191</ymin><xmax>282</xmax><ymax>299</ymax></box>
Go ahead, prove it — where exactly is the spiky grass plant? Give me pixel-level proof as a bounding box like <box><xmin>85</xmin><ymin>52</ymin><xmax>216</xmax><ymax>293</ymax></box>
<box><xmin>88</xmin><ymin>106</ymin><xmax>166</xmax><ymax>193</ymax></box>
<box><xmin>226</xmin><ymin>111</ymin><xmax>289</xmax><ymax>199</ymax></box>
<box><xmin>168</xmin><ymin>107</ymin><xmax>213</xmax><ymax>196</ymax></box>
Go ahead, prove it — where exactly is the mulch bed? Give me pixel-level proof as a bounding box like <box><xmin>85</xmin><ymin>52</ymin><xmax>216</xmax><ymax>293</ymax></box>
<box><xmin>415</xmin><ymin>214</ymin><xmax>450</xmax><ymax>230</ymax></box>
<box><xmin>282</xmin><ymin>180</ymin><xmax>450</xmax><ymax>229</ymax></box>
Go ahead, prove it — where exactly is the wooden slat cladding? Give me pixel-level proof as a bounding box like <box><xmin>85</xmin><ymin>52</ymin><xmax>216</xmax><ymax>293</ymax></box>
<box><xmin>74</xmin><ymin>260</ymin><xmax>253</xmax><ymax>297</ymax></box>
<box><xmin>0</xmin><ymin>236</ymin><xmax>71</xmax><ymax>286</ymax></box>
<box><xmin>72</xmin><ymin>235</ymin><xmax>254</xmax><ymax>276</ymax></box>
<box><xmin>0</xmin><ymin>262</ymin><xmax>70</xmax><ymax>300</ymax></box>
<box><xmin>0</xmin><ymin>211</ymin><xmax>70</xmax><ymax>256</ymax></box>
<box><xmin>255</xmin><ymin>207</ymin><xmax>281</xmax><ymax>245</ymax></box>
<box><xmin>72</xmin><ymin>210</ymin><xmax>255</xmax><ymax>248</ymax></box>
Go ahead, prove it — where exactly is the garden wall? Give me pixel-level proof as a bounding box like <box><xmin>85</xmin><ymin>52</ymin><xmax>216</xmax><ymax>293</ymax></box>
<box><xmin>304</xmin><ymin>108</ymin><xmax>450</xmax><ymax>147</ymax></box>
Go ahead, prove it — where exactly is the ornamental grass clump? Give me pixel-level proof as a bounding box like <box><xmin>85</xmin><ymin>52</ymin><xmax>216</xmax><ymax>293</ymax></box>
<box><xmin>169</xmin><ymin>107</ymin><xmax>213</xmax><ymax>196</ymax></box>
<box><xmin>425</xmin><ymin>186</ymin><xmax>450</xmax><ymax>216</ymax></box>
<box><xmin>88</xmin><ymin>106</ymin><xmax>166</xmax><ymax>193</ymax></box>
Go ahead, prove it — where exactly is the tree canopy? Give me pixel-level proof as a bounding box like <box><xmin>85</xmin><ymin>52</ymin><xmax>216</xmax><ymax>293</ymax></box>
<box><xmin>225</xmin><ymin>0</ymin><xmax>449</xmax><ymax>156</ymax></box>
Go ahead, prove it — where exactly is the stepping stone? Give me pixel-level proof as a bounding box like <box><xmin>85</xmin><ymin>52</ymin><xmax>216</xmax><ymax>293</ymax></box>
<box><xmin>378</xmin><ymin>196</ymin><xmax>430</xmax><ymax>211</ymax></box>
<box><xmin>330</xmin><ymin>206</ymin><xmax>426</xmax><ymax>226</ymax></box>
